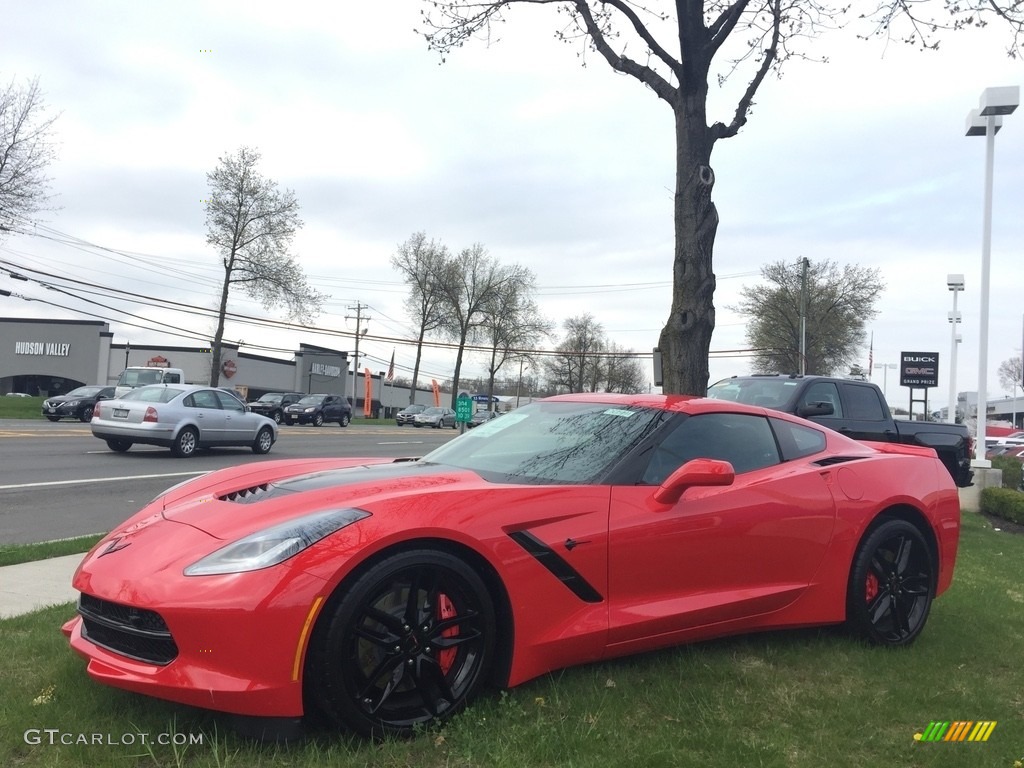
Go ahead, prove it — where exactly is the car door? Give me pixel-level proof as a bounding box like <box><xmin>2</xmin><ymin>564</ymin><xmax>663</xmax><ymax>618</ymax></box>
<box><xmin>606</xmin><ymin>412</ymin><xmax>836</xmax><ymax>650</ymax></box>
<box><xmin>184</xmin><ymin>389</ymin><xmax>228</xmax><ymax>444</ymax></box>
<box><xmin>835</xmin><ymin>382</ymin><xmax>895</xmax><ymax>442</ymax></box>
<box><xmin>215</xmin><ymin>390</ymin><xmax>251</xmax><ymax>443</ymax></box>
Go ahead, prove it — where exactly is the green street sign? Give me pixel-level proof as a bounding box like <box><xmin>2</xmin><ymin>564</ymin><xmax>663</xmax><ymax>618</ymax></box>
<box><xmin>455</xmin><ymin>394</ymin><xmax>474</xmax><ymax>422</ymax></box>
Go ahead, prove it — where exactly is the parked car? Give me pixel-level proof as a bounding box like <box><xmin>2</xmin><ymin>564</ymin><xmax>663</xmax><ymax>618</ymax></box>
<box><xmin>65</xmin><ymin>392</ymin><xmax>960</xmax><ymax>738</ymax></box>
<box><xmin>90</xmin><ymin>384</ymin><xmax>277</xmax><ymax>457</ymax></box>
<box><xmin>412</xmin><ymin>406</ymin><xmax>457</xmax><ymax>428</ymax></box>
<box><xmin>466</xmin><ymin>409</ymin><xmax>499</xmax><ymax>428</ymax></box>
<box><xmin>707</xmin><ymin>375</ymin><xmax>974</xmax><ymax>487</ymax></box>
<box><xmin>284</xmin><ymin>394</ymin><xmax>352</xmax><ymax>427</ymax></box>
<box><xmin>248</xmin><ymin>392</ymin><xmax>304</xmax><ymax>424</ymax></box>
<box><xmin>41</xmin><ymin>385</ymin><xmax>115</xmax><ymax>422</ymax></box>
<box><xmin>395</xmin><ymin>404</ymin><xmax>427</xmax><ymax>426</ymax></box>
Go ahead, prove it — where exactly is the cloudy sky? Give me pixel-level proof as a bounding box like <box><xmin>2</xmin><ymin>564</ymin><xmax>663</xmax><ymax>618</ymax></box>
<box><xmin>2</xmin><ymin>1</ymin><xmax>1022</xmax><ymax>410</ymax></box>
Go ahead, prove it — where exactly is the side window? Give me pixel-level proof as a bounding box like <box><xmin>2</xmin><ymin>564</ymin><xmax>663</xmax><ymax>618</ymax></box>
<box><xmin>187</xmin><ymin>390</ymin><xmax>220</xmax><ymax>410</ymax></box>
<box><xmin>216</xmin><ymin>392</ymin><xmax>245</xmax><ymax>413</ymax></box>
<box><xmin>642</xmin><ymin>413</ymin><xmax>780</xmax><ymax>485</ymax></box>
<box><xmin>163</xmin><ymin>372</ymin><xmax>181</xmax><ymax>384</ymax></box>
<box><xmin>800</xmin><ymin>382</ymin><xmax>843</xmax><ymax>418</ymax></box>
<box><xmin>769</xmin><ymin>417</ymin><xmax>828</xmax><ymax>461</ymax></box>
<box><xmin>842</xmin><ymin>384</ymin><xmax>886</xmax><ymax>421</ymax></box>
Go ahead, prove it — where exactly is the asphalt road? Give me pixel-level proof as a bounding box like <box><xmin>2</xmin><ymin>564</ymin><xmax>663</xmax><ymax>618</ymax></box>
<box><xmin>0</xmin><ymin>420</ymin><xmax>461</xmax><ymax>545</ymax></box>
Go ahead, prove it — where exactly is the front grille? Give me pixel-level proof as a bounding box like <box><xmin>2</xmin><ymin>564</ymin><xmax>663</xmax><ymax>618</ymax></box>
<box><xmin>78</xmin><ymin>593</ymin><xmax>178</xmax><ymax>665</ymax></box>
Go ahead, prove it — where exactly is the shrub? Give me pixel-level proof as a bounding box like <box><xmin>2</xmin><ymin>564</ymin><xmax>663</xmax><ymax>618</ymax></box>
<box><xmin>991</xmin><ymin>455</ymin><xmax>1023</xmax><ymax>490</ymax></box>
<box><xmin>980</xmin><ymin>486</ymin><xmax>1024</xmax><ymax>525</ymax></box>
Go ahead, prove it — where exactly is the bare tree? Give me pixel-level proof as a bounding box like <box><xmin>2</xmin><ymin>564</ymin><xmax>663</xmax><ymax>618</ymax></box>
<box><xmin>0</xmin><ymin>77</ymin><xmax>59</xmax><ymax>232</ymax></box>
<box><xmin>391</xmin><ymin>232</ymin><xmax>451</xmax><ymax>404</ymax></box>
<box><xmin>603</xmin><ymin>342</ymin><xmax>647</xmax><ymax>394</ymax></box>
<box><xmin>436</xmin><ymin>243</ymin><xmax>507</xmax><ymax>406</ymax></box>
<box><xmin>999</xmin><ymin>356</ymin><xmax>1023</xmax><ymax>396</ymax></box>
<box><xmin>420</xmin><ymin>2</ymin><xmax>1023</xmax><ymax>395</ymax></box>
<box><xmin>204</xmin><ymin>147</ymin><xmax>323</xmax><ymax>385</ymax></box>
<box><xmin>479</xmin><ymin>263</ymin><xmax>552</xmax><ymax>407</ymax></box>
<box><xmin>544</xmin><ymin>313</ymin><xmax>606</xmax><ymax>393</ymax></box>
<box><xmin>734</xmin><ymin>259</ymin><xmax>883</xmax><ymax>376</ymax></box>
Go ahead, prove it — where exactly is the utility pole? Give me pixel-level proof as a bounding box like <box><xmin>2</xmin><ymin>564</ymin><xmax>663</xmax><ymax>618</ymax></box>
<box><xmin>345</xmin><ymin>302</ymin><xmax>370</xmax><ymax>404</ymax></box>
<box><xmin>799</xmin><ymin>257</ymin><xmax>809</xmax><ymax>375</ymax></box>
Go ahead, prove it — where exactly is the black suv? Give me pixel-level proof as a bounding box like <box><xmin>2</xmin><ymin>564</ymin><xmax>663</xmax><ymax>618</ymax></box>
<box><xmin>247</xmin><ymin>392</ymin><xmax>304</xmax><ymax>424</ymax></box>
<box><xmin>284</xmin><ymin>394</ymin><xmax>353</xmax><ymax>427</ymax></box>
<box><xmin>42</xmin><ymin>385</ymin><xmax>116</xmax><ymax>423</ymax></box>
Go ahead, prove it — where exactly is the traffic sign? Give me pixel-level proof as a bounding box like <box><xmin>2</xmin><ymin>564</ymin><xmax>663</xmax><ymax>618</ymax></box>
<box><xmin>455</xmin><ymin>393</ymin><xmax>474</xmax><ymax>422</ymax></box>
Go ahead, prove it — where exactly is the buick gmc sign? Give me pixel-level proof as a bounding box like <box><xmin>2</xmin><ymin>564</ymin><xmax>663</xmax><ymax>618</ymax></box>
<box><xmin>900</xmin><ymin>351</ymin><xmax>939</xmax><ymax>387</ymax></box>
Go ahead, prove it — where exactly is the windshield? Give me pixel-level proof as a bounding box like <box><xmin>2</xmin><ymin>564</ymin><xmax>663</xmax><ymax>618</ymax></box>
<box><xmin>420</xmin><ymin>401</ymin><xmax>666</xmax><ymax>484</ymax></box>
<box><xmin>66</xmin><ymin>386</ymin><xmax>102</xmax><ymax>397</ymax></box>
<box><xmin>121</xmin><ymin>386</ymin><xmax>180</xmax><ymax>404</ymax></box>
<box><xmin>706</xmin><ymin>378</ymin><xmax>800</xmax><ymax>409</ymax></box>
<box><xmin>257</xmin><ymin>394</ymin><xmax>284</xmax><ymax>403</ymax></box>
<box><xmin>297</xmin><ymin>395</ymin><xmax>325</xmax><ymax>405</ymax></box>
<box><xmin>117</xmin><ymin>369</ymin><xmax>163</xmax><ymax>387</ymax></box>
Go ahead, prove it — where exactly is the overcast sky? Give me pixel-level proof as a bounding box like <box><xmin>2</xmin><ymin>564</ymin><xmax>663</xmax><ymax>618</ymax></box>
<box><xmin>2</xmin><ymin>1</ymin><xmax>1022</xmax><ymax>409</ymax></box>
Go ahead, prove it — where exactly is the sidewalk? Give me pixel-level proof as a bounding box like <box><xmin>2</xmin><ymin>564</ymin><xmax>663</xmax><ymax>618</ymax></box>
<box><xmin>0</xmin><ymin>553</ymin><xmax>83</xmax><ymax>619</ymax></box>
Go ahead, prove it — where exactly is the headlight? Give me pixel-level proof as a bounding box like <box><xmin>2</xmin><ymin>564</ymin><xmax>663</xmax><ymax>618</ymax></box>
<box><xmin>183</xmin><ymin>508</ymin><xmax>370</xmax><ymax>576</ymax></box>
<box><xmin>66</xmin><ymin>400</ymin><xmax>80</xmax><ymax>407</ymax></box>
<box><xmin>304</xmin><ymin>407</ymin><xmax>315</xmax><ymax>412</ymax></box>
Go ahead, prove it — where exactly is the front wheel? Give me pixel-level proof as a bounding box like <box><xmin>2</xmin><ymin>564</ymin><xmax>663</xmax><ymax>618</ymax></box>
<box><xmin>846</xmin><ymin>519</ymin><xmax>934</xmax><ymax>646</ymax></box>
<box><xmin>313</xmin><ymin>413</ymin><xmax>324</xmax><ymax>427</ymax></box>
<box><xmin>306</xmin><ymin>550</ymin><xmax>496</xmax><ymax>738</ymax></box>
<box><xmin>272</xmin><ymin>410</ymin><xmax>283</xmax><ymax>425</ymax></box>
<box><xmin>252</xmin><ymin>426</ymin><xmax>274</xmax><ymax>454</ymax></box>
<box><xmin>80</xmin><ymin>406</ymin><xmax>94</xmax><ymax>422</ymax></box>
<box><xmin>172</xmin><ymin>427</ymin><xmax>199</xmax><ymax>458</ymax></box>
<box><xmin>105</xmin><ymin>439</ymin><xmax>132</xmax><ymax>453</ymax></box>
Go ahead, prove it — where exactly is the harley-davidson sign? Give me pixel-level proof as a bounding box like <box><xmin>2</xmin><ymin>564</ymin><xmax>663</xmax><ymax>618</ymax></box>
<box><xmin>222</xmin><ymin>360</ymin><xmax>237</xmax><ymax>379</ymax></box>
<box><xmin>900</xmin><ymin>351</ymin><xmax>939</xmax><ymax>388</ymax></box>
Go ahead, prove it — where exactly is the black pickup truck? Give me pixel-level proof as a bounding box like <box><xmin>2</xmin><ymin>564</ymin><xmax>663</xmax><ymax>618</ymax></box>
<box><xmin>707</xmin><ymin>375</ymin><xmax>974</xmax><ymax>487</ymax></box>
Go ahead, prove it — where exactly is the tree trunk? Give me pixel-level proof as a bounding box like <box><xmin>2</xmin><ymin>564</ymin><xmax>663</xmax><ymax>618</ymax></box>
<box><xmin>410</xmin><ymin>326</ymin><xmax>427</xmax><ymax>405</ymax></box>
<box><xmin>449</xmin><ymin>328</ymin><xmax>469</xmax><ymax>407</ymax></box>
<box><xmin>209</xmin><ymin>265</ymin><xmax>233</xmax><ymax>387</ymax></box>
<box><xmin>659</xmin><ymin>103</ymin><xmax>718</xmax><ymax>396</ymax></box>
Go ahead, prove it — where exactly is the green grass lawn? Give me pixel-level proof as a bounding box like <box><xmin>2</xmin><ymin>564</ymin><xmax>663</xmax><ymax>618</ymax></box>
<box><xmin>0</xmin><ymin>395</ymin><xmax>45</xmax><ymax>419</ymax></box>
<box><xmin>3</xmin><ymin>511</ymin><xmax>1022</xmax><ymax>768</ymax></box>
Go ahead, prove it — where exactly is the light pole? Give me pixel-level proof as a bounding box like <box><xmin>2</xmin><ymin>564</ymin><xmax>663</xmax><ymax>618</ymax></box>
<box><xmin>966</xmin><ymin>85</ymin><xmax>1019</xmax><ymax>467</ymax></box>
<box><xmin>947</xmin><ymin>274</ymin><xmax>964</xmax><ymax>423</ymax></box>
<box><xmin>874</xmin><ymin>362</ymin><xmax>896</xmax><ymax>403</ymax></box>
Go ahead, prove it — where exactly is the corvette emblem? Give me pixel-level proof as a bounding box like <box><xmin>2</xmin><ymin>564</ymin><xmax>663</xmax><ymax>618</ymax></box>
<box><xmin>98</xmin><ymin>537</ymin><xmax>131</xmax><ymax>557</ymax></box>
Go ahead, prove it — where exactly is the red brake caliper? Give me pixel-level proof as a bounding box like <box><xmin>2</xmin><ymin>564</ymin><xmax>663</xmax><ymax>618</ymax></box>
<box><xmin>437</xmin><ymin>594</ymin><xmax>457</xmax><ymax>674</ymax></box>
<box><xmin>865</xmin><ymin>572</ymin><xmax>879</xmax><ymax>603</ymax></box>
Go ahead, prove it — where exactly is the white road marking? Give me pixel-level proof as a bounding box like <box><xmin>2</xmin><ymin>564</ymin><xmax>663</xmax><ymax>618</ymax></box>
<box><xmin>0</xmin><ymin>471</ymin><xmax>206</xmax><ymax>491</ymax></box>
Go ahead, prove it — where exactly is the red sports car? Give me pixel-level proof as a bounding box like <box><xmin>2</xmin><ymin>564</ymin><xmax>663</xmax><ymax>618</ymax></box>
<box><xmin>63</xmin><ymin>393</ymin><xmax>960</xmax><ymax>738</ymax></box>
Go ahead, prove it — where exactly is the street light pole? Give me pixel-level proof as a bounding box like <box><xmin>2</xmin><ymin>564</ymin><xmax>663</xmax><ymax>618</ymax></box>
<box><xmin>947</xmin><ymin>274</ymin><xmax>964</xmax><ymax>424</ymax></box>
<box><xmin>966</xmin><ymin>85</ymin><xmax>1019</xmax><ymax>467</ymax></box>
<box><xmin>874</xmin><ymin>362</ymin><xmax>896</xmax><ymax>403</ymax></box>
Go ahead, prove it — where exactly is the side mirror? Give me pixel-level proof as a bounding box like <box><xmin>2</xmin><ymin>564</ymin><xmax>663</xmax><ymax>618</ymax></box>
<box><xmin>653</xmin><ymin>458</ymin><xmax>735</xmax><ymax>505</ymax></box>
<box><xmin>797</xmin><ymin>401</ymin><xmax>834</xmax><ymax>418</ymax></box>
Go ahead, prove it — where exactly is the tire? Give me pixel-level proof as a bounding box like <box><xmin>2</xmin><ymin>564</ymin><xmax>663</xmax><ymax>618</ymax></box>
<box><xmin>339</xmin><ymin>413</ymin><xmax>351</xmax><ymax>428</ymax></box>
<box><xmin>171</xmin><ymin>427</ymin><xmax>199</xmax><ymax>458</ymax></box>
<box><xmin>284</xmin><ymin>417</ymin><xmax>294</xmax><ymax>426</ymax></box>
<box><xmin>451</xmin><ymin>420</ymin><xmax>458</xmax><ymax>430</ymax></box>
<box><xmin>846</xmin><ymin>519</ymin><xmax>934</xmax><ymax>646</ymax></box>
<box><xmin>252</xmin><ymin>426</ymin><xmax>274</xmax><ymax>454</ymax></box>
<box><xmin>313</xmin><ymin>413</ymin><xmax>325</xmax><ymax>427</ymax></box>
<box><xmin>105</xmin><ymin>439</ymin><xmax>132</xmax><ymax>453</ymax></box>
<box><xmin>80</xmin><ymin>406</ymin><xmax>94</xmax><ymax>422</ymax></box>
<box><xmin>272</xmin><ymin>410</ymin><xmax>283</xmax><ymax>425</ymax></box>
<box><xmin>307</xmin><ymin>550</ymin><xmax>496</xmax><ymax>738</ymax></box>
<box><xmin>433</xmin><ymin>420</ymin><xmax>440</xmax><ymax>429</ymax></box>
<box><xmin>45</xmin><ymin>414</ymin><xmax>60</xmax><ymax>422</ymax></box>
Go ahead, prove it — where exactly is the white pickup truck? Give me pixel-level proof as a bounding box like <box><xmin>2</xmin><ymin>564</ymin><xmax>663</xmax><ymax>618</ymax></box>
<box><xmin>114</xmin><ymin>366</ymin><xmax>186</xmax><ymax>397</ymax></box>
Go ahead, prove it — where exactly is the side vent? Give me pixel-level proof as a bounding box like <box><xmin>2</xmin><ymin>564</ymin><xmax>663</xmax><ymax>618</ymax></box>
<box><xmin>812</xmin><ymin>456</ymin><xmax>863</xmax><ymax>467</ymax></box>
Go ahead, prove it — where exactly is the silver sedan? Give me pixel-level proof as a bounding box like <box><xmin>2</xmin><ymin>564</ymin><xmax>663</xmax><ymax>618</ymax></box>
<box><xmin>91</xmin><ymin>384</ymin><xmax>278</xmax><ymax>458</ymax></box>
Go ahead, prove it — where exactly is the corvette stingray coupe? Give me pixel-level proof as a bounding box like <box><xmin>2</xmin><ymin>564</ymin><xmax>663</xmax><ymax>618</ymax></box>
<box><xmin>64</xmin><ymin>393</ymin><xmax>960</xmax><ymax>738</ymax></box>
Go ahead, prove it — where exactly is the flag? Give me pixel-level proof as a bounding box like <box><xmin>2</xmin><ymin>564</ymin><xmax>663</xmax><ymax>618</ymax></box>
<box><xmin>363</xmin><ymin>368</ymin><xmax>373</xmax><ymax>417</ymax></box>
<box><xmin>868</xmin><ymin>332</ymin><xmax>874</xmax><ymax>379</ymax></box>
<box><xmin>386</xmin><ymin>349</ymin><xmax>395</xmax><ymax>381</ymax></box>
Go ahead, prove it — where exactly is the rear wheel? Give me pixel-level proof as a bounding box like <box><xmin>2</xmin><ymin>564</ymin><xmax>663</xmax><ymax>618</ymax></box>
<box><xmin>252</xmin><ymin>426</ymin><xmax>274</xmax><ymax>454</ymax></box>
<box><xmin>339</xmin><ymin>413</ymin><xmax>351</xmax><ymax>427</ymax></box>
<box><xmin>307</xmin><ymin>550</ymin><xmax>495</xmax><ymax>738</ymax></box>
<box><xmin>172</xmin><ymin>427</ymin><xmax>199</xmax><ymax>458</ymax></box>
<box><xmin>846</xmin><ymin>519</ymin><xmax>934</xmax><ymax>646</ymax></box>
<box><xmin>105</xmin><ymin>439</ymin><xmax>132</xmax><ymax>453</ymax></box>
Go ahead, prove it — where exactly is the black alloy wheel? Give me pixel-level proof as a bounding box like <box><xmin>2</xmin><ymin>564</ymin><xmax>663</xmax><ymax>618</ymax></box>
<box><xmin>80</xmin><ymin>405</ymin><xmax>94</xmax><ymax>422</ymax></box>
<box><xmin>307</xmin><ymin>550</ymin><xmax>495</xmax><ymax>738</ymax></box>
<box><xmin>847</xmin><ymin>519</ymin><xmax>934</xmax><ymax>646</ymax></box>
<box><xmin>272</xmin><ymin>410</ymin><xmax>283</xmax><ymax>425</ymax></box>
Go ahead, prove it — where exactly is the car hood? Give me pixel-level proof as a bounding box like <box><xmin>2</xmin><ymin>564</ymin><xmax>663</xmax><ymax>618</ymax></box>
<box><xmin>155</xmin><ymin>457</ymin><xmax>477</xmax><ymax>540</ymax></box>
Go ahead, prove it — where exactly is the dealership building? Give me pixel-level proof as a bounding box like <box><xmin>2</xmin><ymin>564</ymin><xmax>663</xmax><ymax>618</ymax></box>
<box><xmin>0</xmin><ymin>317</ymin><xmax>434</xmax><ymax>412</ymax></box>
